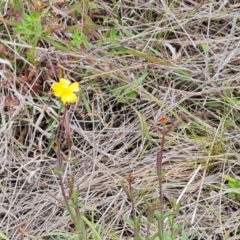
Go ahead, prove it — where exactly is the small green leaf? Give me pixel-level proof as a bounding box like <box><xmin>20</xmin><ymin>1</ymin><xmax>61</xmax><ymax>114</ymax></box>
<box><xmin>120</xmin><ymin>183</ymin><xmax>132</xmax><ymax>200</ymax></box>
<box><xmin>23</xmin><ymin>13</ymin><xmax>32</xmax><ymax>22</ymax></box>
<box><xmin>204</xmin><ymin>102</ymin><xmax>222</xmax><ymax>107</ymax></box>
<box><xmin>222</xmin><ymin>173</ymin><xmax>235</xmax><ymax>182</ymax></box>
<box><xmin>29</xmin><ymin>35</ymin><xmax>39</xmax><ymax>44</ymax></box>
<box><xmin>103</xmin><ymin>16</ymin><xmax>111</xmax><ymax>25</ymax></box>
<box><xmin>117</xmin><ymin>96</ymin><xmax>127</xmax><ymax>103</ymax></box>
<box><xmin>123</xmin><ymin>71</ymin><xmax>148</xmax><ymax>95</ymax></box>
<box><xmin>200</xmin><ymin>43</ymin><xmax>208</xmax><ymax>53</ymax></box>
<box><xmin>17</xmin><ymin>27</ymin><xmax>34</xmax><ymax>35</ymax></box>
<box><xmin>162</xmin><ymin>211</ymin><xmax>178</xmax><ymax>221</ymax></box>
<box><xmin>148</xmin><ymin>233</ymin><xmax>160</xmax><ymax>240</ymax></box>
<box><xmin>122</xmin><ymin>217</ymin><xmax>135</xmax><ymax>227</ymax></box>
<box><xmin>31</xmin><ymin>11</ymin><xmax>40</xmax><ymax>19</ymax></box>
<box><xmin>174</xmin><ymin>69</ymin><xmax>190</xmax><ymax>78</ymax></box>
<box><xmin>0</xmin><ymin>232</ymin><xmax>10</xmax><ymax>240</ymax></box>
<box><xmin>72</xmin><ymin>189</ymin><xmax>80</xmax><ymax>206</ymax></box>
<box><xmin>12</xmin><ymin>0</ymin><xmax>22</xmax><ymax>11</ymax></box>
<box><xmin>228</xmin><ymin>192</ymin><xmax>236</xmax><ymax>199</ymax></box>
<box><xmin>229</xmin><ymin>180</ymin><xmax>240</xmax><ymax>188</ymax></box>
<box><xmin>237</xmin><ymin>194</ymin><xmax>240</xmax><ymax>201</ymax></box>
<box><xmin>34</xmin><ymin>21</ymin><xmax>42</xmax><ymax>37</ymax></box>
<box><xmin>53</xmin><ymin>167</ymin><xmax>64</xmax><ymax>176</ymax></box>
<box><xmin>226</xmin><ymin>97</ymin><xmax>240</xmax><ymax>106</ymax></box>
<box><xmin>127</xmin><ymin>91</ymin><xmax>137</xmax><ymax>99</ymax></box>
<box><xmin>27</xmin><ymin>39</ymin><xmax>38</xmax><ymax>62</ymax></box>
<box><xmin>41</xmin><ymin>35</ymin><xmax>69</xmax><ymax>51</ymax></box>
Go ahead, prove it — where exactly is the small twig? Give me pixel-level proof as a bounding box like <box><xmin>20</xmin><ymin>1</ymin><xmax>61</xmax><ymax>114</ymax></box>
<box><xmin>177</xmin><ymin>164</ymin><xmax>202</xmax><ymax>205</ymax></box>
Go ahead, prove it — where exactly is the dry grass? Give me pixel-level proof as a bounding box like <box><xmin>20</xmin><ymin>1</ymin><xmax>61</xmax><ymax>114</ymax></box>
<box><xmin>1</xmin><ymin>0</ymin><xmax>240</xmax><ymax>239</ymax></box>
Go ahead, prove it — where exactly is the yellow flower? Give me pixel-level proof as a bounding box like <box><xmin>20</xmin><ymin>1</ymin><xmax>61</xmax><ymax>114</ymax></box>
<box><xmin>52</xmin><ymin>78</ymin><xmax>80</xmax><ymax>104</ymax></box>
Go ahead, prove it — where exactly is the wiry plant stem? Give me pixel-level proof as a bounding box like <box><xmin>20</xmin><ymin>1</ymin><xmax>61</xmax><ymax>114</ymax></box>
<box><xmin>149</xmin><ymin>119</ymin><xmax>179</xmax><ymax>238</ymax></box>
<box><xmin>56</xmin><ymin>106</ymin><xmax>78</xmax><ymax>232</ymax></box>
<box><xmin>157</xmin><ymin>134</ymin><xmax>165</xmax><ymax>215</ymax></box>
<box><xmin>128</xmin><ymin>179</ymin><xmax>138</xmax><ymax>240</ymax></box>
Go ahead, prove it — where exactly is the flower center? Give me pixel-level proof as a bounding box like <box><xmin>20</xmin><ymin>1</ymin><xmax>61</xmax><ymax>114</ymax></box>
<box><xmin>62</xmin><ymin>86</ymin><xmax>71</xmax><ymax>94</ymax></box>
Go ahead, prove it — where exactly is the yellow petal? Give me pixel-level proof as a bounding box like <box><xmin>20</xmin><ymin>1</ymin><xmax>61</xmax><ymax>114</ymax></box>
<box><xmin>52</xmin><ymin>82</ymin><xmax>63</xmax><ymax>96</ymax></box>
<box><xmin>68</xmin><ymin>82</ymin><xmax>80</xmax><ymax>92</ymax></box>
<box><xmin>59</xmin><ymin>78</ymin><xmax>71</xmax><ymax>87</ymax></box>
<box><xmin>52</xmin><ymin>82</ymin><xmax>60</xmax><ymax>91</ymax></box>
<box><xmin>62</xmin><ymin>93</ymin><xmax>78</xmax><ymax>104</ymax></box>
